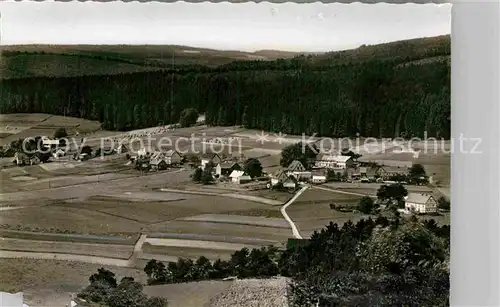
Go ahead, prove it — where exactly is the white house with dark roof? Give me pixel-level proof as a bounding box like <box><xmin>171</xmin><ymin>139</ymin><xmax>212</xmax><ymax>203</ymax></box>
<box><xmin>201</xmin><ymin>153</ymin><xmax>222</xmax><ymax>170</ymax></box>
<box><xmin>404</xmin><ymin>193</ymin><xmax>437</xmax><ymax>214</ymax></box>
<box><xmin>315</xmin><ymin>154</ymin><xmax>354</xmax><ymax>169</ymax></box>
<box><xmin>216</xmin><ymin>161</ymin><xmax>242</xmax><ymax>177</ymax></box>
<box><xmin>229</xmin><ymin>170</ymin><xmax>252</xmax><ymax>184</ymax></box>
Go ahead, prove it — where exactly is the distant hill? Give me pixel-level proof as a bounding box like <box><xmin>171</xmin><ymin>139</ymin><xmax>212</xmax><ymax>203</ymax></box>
<box><xmin>0</xmin><ymin>45</ymin><xmax>303</xmax><ymax>79</ymax></box>
<box><xmin>309</xmin><ymin>35</ymin><xmax>450</xmax><ymax>66</ymax></box>
<box><xmin>0</xmin><ymin>35</ymin><xmax>449</xmax><ymax>79</ymax></box>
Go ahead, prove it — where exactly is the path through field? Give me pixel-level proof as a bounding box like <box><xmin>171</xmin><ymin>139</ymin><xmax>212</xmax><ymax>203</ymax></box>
<box><xmin>281</xmin><ymin>186</ymin><xmax>309</xmax><ymax>239</ymax></box>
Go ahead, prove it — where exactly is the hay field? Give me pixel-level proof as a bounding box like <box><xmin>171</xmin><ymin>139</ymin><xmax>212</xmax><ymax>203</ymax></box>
<box><xmin>0</xmin><ymin>205</ymin><xmax>145</xmax><ymax>235</ymax></box>
<box><xmin>54</xmin><ymin>196</ymin><xmax>200</xmax><ymax>224</ymax></box>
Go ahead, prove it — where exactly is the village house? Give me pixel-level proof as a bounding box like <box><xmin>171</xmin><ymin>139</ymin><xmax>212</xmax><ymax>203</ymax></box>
<box><xmin>136</xmin><ymin>157</ymin><xmax>151</xmax><ymax>172</ymax></box>
<box><xmin>150</xmin><ymin>152</ymin><xmax>167</xmax><ymax>170</ymax></box>
<box><xmin>53</xmin><ymin>148</ymin><xmax>66</xmax><ymax>158</ymax></box>
<box><xmin>349</xmin><ymin>166</ymin><xmax>380</xmax><ymax>182</ymax></box>
<box><xmin>164</xmin><ymin>149</ymin><xmax>182</xmax><ymax>165</ymax></box>
<box><xmin>270</xmin><ymin>169</ymin><xmax>289</xmax><ymax>186</ymax></box>
<box><xmin>283</xmin><ymin>175</ymin><xmax>298</xmax><ymax>189</ymax></box>
<box><xmin>311</xmin><ymin>173</ymin><xmax>327</xmax><ymax>184</ymax></box>
<box><xmin>315</xmin><ymin>154</ymin><xmax>354</xmax><ymax>170</ymax></box>
<box><xmin>78</xmin><ymin>153</ymin><xmax>90</xmax><ymax>161</ymax></box>
<box><xmin>137</xmin><ymin>145</ymin><xmax>159</xmax><ymax>158</ymax></box>
<box><xmin>270</xmin><ymin>168</ymin><xmax>298</xmax><ymax>189</ymax></box>
<box><xmin>116</xmin><ymin>144</ymin><xmax>129</xmax><ymax>154</ymax></box>
<box><xmin>404</xmin><ymin>193</ymin><xmax>437</xmax><ymax>214</ymax></box>
<box><xmin>29</xmin><ymin>155</ymin><xmax>41</xmax><ymax>166</ymax></box>
<box><xmin>376</xmin><ymin>165</ymin><xmax>409</xmax><ymax>180</ymax></box>
<box><xmin>216</xmin><ymin>162</ymin><xmax>242</xmax><ymax>177</ymax></box>
<box><xmin>201</xmin><ymin>153</ymin><xmax>222</xmax><ymax>170</ymax></box>
<box><xmin>41</xmin><ymin>137</ymin><xmax>60</xmax><ymax>149</ymax></box>
<box><xmin>229</xmin><ymin>170</ymin><xmax>252</xmax><ymax>184</ymax></box>
<box><xmin>14</xmin><ymin>152</ymin><xmax>29</xmax><ymax>166</ymax></box>
<box><xmin>287</xmin><ymin>160</ymin><xmax>312</xmax><ymax>181</ymax></box>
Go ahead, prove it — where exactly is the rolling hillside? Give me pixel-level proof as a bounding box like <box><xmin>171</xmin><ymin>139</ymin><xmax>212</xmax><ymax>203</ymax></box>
<box><xmin>0</xmin><ymin>35</ymin><xmax>449</xmax><ymax>79</ymax></box>
<box><xmin>0</xmin><ymin>35</ymin><xmax>450</xmax><ymax>139</ymax></box>
<box><xmin>0</xmin><ymin>45</ymin><xmax>305</xmax><ymax>79</ymax></box>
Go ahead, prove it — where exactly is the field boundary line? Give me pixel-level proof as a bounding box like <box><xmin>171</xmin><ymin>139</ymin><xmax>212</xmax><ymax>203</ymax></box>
<box><xmin>281</xmin><ymin>185</ymin><xmax>308</xmax><ymax>240</ymax></box>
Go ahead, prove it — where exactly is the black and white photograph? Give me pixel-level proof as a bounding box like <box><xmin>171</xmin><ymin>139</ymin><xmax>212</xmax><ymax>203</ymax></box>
<box><xmin>0</xmin><ymin>1</ymin><xmax>452</xmax><ymax>306</ymax></box>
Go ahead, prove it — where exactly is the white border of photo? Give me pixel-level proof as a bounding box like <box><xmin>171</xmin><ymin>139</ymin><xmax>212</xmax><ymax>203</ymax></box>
<box><xmin>452</xmin><ymin>1</ymin><xmax>500</xmax><ymax>306</ymax></box>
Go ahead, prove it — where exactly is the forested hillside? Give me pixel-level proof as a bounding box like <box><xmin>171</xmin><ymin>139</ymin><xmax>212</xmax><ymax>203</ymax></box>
<box><xmin>0</xmin><ymin>45</ymin><xmax>303</xmax><ymax>79</ymax></box>
<box><xmin>0</xmin><ymin>35</ymin><xmax>450</xmax><ymax>138</ymax></box>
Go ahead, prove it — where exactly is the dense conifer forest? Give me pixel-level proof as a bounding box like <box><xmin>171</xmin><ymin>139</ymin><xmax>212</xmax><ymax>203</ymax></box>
<box><xmin>0</xmin><ymin>35</ymin><xmax>450</xmax><ymax>138</ymax></box>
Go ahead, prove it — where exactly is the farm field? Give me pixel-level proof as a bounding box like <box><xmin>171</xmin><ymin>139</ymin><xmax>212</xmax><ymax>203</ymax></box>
<box><xmin>0</xmin><ymin>205</ymin><xmax>146</xmax><ymax>235</ymax></box>
<box><xmin>286</xmin><ymin>188</ymin><xmax>367</xmax><ymax>238</ymax></box>
<box><xmin>146</xmin><ymin>232</ymin><xmax>278</xmax><ymax>246</ymax></box>
<box><xmin>0</xmin><ymin>229</ymin><xmax>138</xmax><ymax>245</ymax></box>
<box><xmin>147</xmin><ymin>220</ymin><xmax>293</xmax><ymax>244</ymax></box>
<box><xmin>180</xmin><ymin>214</ymin><xmax>290</xmax><ymax>228</ymax></box>
<box><xmin>0</xmin><ymin>238</ymin><xmax>133</xmax><ymax>259</ymax></box>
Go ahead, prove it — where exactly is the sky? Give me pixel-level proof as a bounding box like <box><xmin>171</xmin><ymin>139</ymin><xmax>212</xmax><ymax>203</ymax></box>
<box><xmin>0</xmin><ymin>1</ymin><xmax>451</xmax><ymax>52</ymax></box>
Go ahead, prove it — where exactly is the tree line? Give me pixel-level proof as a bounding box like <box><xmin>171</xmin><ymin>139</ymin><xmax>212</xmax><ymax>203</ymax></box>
<box><xmin>138</xmin><ymin>214</ymin><xmax>449</xmax><ymax>307</ymax></box>
<box><xmin>77</xmin><ymin>208</ymin><xmax>449</xmax><ymax>306</ymax></box>
<box><xmin>0</xmin><ymin>50</ymin><xmax>450</xmax><ymax>138</ymax></box>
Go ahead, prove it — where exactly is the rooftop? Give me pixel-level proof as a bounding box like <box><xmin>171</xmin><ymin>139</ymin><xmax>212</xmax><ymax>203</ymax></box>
<box><xmin>405</xmin><ymin>193</ymin><xmax>434</xmax><ymax>204</ymax></box>
<box><xmin>317</xmin><ymin>154</ymin><xmax>352</xmax><ymax>163</ymax></box>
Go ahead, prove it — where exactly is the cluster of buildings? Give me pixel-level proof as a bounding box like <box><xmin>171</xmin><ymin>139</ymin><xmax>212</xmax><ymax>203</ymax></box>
<box><xmin>13</xmin><ymin>136</ymin><xmax>65</xmax><ymax>166</ymax></box>
<box><xmin>267</xmin><ymin>152</ymin><xmax>412</xmax><ymax>190</ymax></box>
<box><xmin>198</xmin><ymin>153</ymin><xmax>253</xmax><ymax>184</ymax></box>
<box><xmin>131</xmin><ymin>146</ymin><xmax>183</xmax><ymax>171</ymax></box>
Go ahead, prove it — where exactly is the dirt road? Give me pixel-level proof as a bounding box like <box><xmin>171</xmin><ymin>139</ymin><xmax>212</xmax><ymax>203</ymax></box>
<box><xmin>281</xmin><ymin>186</ymin><xmax>308</xmax><ymax>239</ymax></box>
